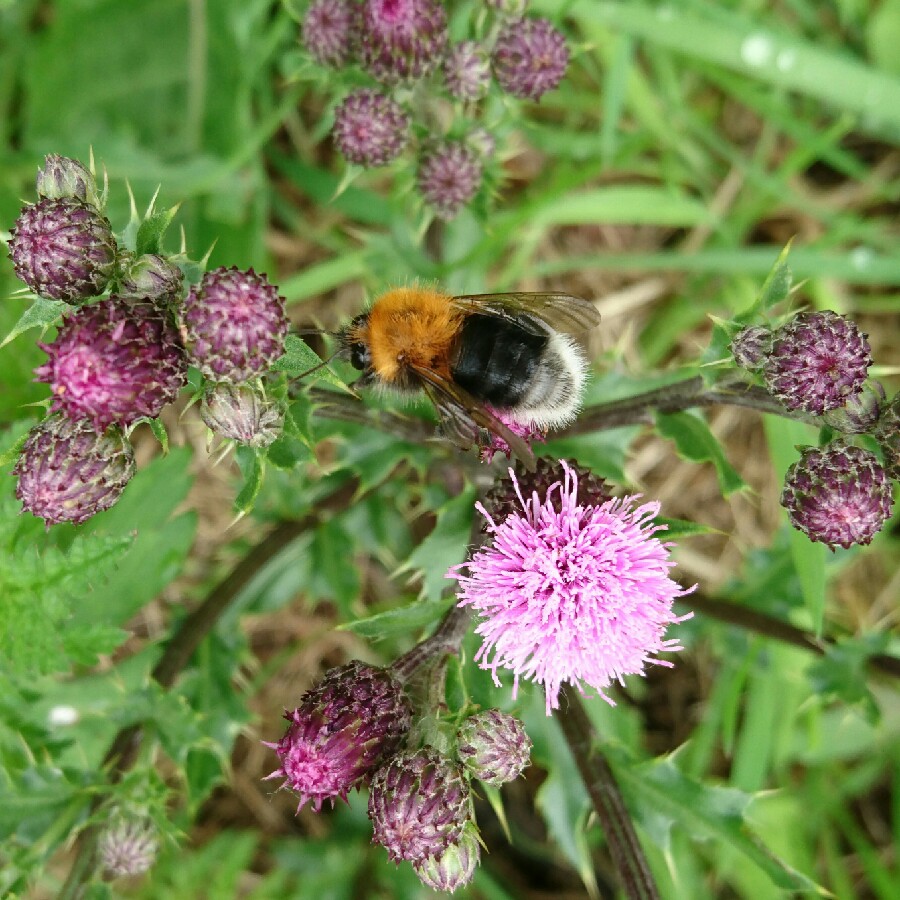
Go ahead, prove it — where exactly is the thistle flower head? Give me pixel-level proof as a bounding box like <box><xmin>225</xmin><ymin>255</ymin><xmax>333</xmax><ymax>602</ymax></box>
<box><xmin>444</xmin><ymin>41</ymin><xmax>492</xmax><ymax>100</ymax></box>
<box><xmin>302</xmin><ymin>0</ymin><xmax>354</xmax><ymax>67</ymax></box>
<box><xmin>448</xmin><ymin>461</ymin><xmax>693</xmax><ymax>713</ymax></box>
<box><xmin>780</xmin><ymin>441</ymin><xmax>893</xmax><ymax>549</ymax></box>
<box><xmin>492</xmin><ymin>17</ymin><xmax>569</xmax><ymax>101</ymax></box>
<box><xmin>181</xmin><ymin>267</ymin><xmax>288</xmax><ymax>383</ymax></box>
<box><xmin>355</xmin><ymin>0</ymin><xmax>449</xmax><ymax>84</ymax></box>
<box><xmin>413</xmin><ymin>822</ymin><xmax>481</xmax><ymax>893</ymax></box>
<box><xmin>36</xmin><ymin>154</ymin><xmax>102</xmax><ymax>209</ymax></box>
<box><xmin>332</xmin><ymin>88</ymin><xmax>410</xmax><ymax>167</ymax></box>
<box><xmin>118</xmin><ymin>253</ymin><xmax>185</xmax><ymax>301</ymax></box>
<box><xmin>417</xmin><ymin>141</ymin><xmax>483</xmax><ymax>220</ymax></box>
<box><xmin>8</xmin><ymin>198</ymin><xmax>117</xmax><ymax>303</ymax></box>
<box><xmin>465</xmin><ymin>126</ymin><xmax>497</xmax><ymax>162</ymax></box>
<box><xmin>264</xmin><ymin>661</ymin><xmax>412</xmax><ymax>812</ymax></box>
<box><xmin>875</xmin><ymin>391</ymin><xmax>900</xmax><ymax>480</ymax></box>
<box><xmin>368</xmin><ymin>747</ymin><xmax>471</xmax><ymax>863</ymax></box>
<box><xmin>456</xmin><ymin>709</ymin><xmax>531</xmax><ymax>786</ymax></box>
<box><xmin>730</xmin><ymin>324</ymin><xmax>773</xmax><ymax>371</ymax></box>
<box><xmin>763</xmin><ymin>310</ymin><xmax>872</xmax><ymax>415</ymax></box>
<box><xmin>822</xmin><ymin>381</ymin><xmax>885</xmax><ymax>434</ymax></box>
<box><xmin>35</xmin><ymin>297</ymin><xmax>187</xmax><ymax>429</ymax></box>
<box><xmin>98</xmin><ymin>816</ymin><xmax>158</xmax><ymax>878</ymax></box>
<box><xmin>479</xmin><ymin>405</ymin><xmax>546</xmax><ymax>464</ymax></box>
<box><xmin>200</xmin><ymin>382</ymin><xmax>284</xmax><ymax>448</ymax></box>
<box><xmin>13</xmin><ymin>415</ymin><xmax>136</xmax><ymax>526</ymax></box>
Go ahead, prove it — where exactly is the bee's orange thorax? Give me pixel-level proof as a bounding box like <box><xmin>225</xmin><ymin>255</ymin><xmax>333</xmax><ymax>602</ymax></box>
<box><xmin>364</xmin><ymin>287</ymin><xmax>463</xmax><ymax>382</ymax></box>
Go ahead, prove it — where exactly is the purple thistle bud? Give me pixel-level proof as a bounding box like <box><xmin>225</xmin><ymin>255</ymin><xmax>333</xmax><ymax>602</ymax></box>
<box><xmin>875</xmin><ymin>391</ymin><xmax>900</xmax><ymax>480</ymax></box>
<box><xmin>118</xmin><ymin>253</ymin><xmax>185</xmax><ymax>301</ymax></box>
<box><xmin>456</xmin><ymin>709</ymin><xmax>531</xmax><ymax>786</ymax></box>
<box><xmin>781</xmin><ymin>441</ymin><xmax>893</xmax><ymax>550</ymax></box>
<box><xmin>14</xmin><ymin>415</ymin><xmax>136</xmax><ymax>526</ymax></box>
<box><xmin>492</xmin><ymin>17</ymin><xmax>569</xmax><ymax>101</ymax></box>
<box><xmin>484</xmin><ymin>0</ymin><xmax>528</xmax><ymax>19</ymax></box>
<box><xmin>763</xmin><ymin>310</ymin><xmax>872</xmax><ymax>415</ymax></box>
<box><xmin>200</xmin><ymin>383</ymin><xmax>284</xmax><ymax>448</ymax></box>
<box><xmin>822</xmin><ymin>381</ymin><xmax>885</xmax><ymax>434</ymax></box>
<box><xmin>444</xmin><ymin>41</ymin><xmax>492</xmax><ymax>101</ymax></box>
<box><xmin>413</xmin><ymin>822</ymin><xmax>481</xmax><ymax>893</ymax></box>
<box><xmin>448</xmin><ymin>460</ymin><xmax>693</xmax><ymax>714</ymax></box>
<box><xmin>355</xmin><ymin>0</ymin><xmax>449</xmax><ymax>85</ymax></box>
<box><xmin>35</xmin><ymin>154</ymin><xmax>102</xmax><ymax>209</ymax></box>
<box><xmin>730</xmin><ymin>324</ymin><xmax>773</xmax><ymax>371</ymax></box>
<box><xmin>35</xmin><ymin>298</ymin><xmax>187</xmax><ymax>429</ymax></box>
<box><xmin>332</xmin><ymin>88</ymin><xmax>410</xmax><ymax>167</ymax></box>
<box><xmin>98</xmin><ymin>816</ymin><xmax>158</xmax><ymax>878</ymax></box>
<box><xmin>181</xmin><ymin>267</ymin><xmax>288</xmax><ymax>383</ymax></box>
<box><xmin>8</xmin><ymin>198</ymin><xmax>117</xmax><ymax>303</ymax></box>
<box><xmin>303</xmin><ymin>0</ymin><xmax>354</xmax><ymax>67</ymax></box>
<box><xmin>368</xmin><ymin>747</ymin><xmax>471</xmax><ymax>864</ymax></box>
<box><xmin>264</xmin><ymin>661</ymin><xmax>412</xmax><ymax>812</ymax></box>
<box><xmin>417</xmin><ymin>141</ymin><xmax>483</xmax><ymax>220</ymax></box>
<box><xmin>465</xmin><ymin>126</ymin><xmax>496</xmax><ymax>162</ymax></box>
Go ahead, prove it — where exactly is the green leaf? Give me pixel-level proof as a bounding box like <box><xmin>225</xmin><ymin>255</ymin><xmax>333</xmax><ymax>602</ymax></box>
<box><xmin>340</xmin><ymin>597</ymin><xmax>453</xmax><ymax>640</ymax></box>
<box><xmin>135</xmin><ymin>203</ymin><xmax>180</xmax><ymax>255</ymax></box>
<box><xmin>656</xmin><ymin>411</ymin><xmax>746</xmax><ymax>495</ymax></box>
<box><xmin>749</xmin><ymin>241</ymin><xmax>794</xmax><ymax>318</ymax></box>
<box><xmin>1</xmin><ymin>298</ymin><xmax>66</xmax><ymax>347</ymax></box>
<box><xmin>144</xmin><ymin>417</ymin><xmax>169</xmax><ymax>454</ymax></box>
<box><xmin>656</xmin><ymin>517</ymin><xmax>717</xmax><ymax>539</ymax></box>
<box><xmin>271</xmin><ymin>334</ymin><xmax>348</xmax><ymax>390</ymax></box>
<box><xmin>234</xmin><ymin>446</ymin><xmax>264</xmax><ymax>515</ymax></box>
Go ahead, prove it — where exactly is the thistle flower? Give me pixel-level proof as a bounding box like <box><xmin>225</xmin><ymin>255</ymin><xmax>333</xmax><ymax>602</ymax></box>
<box><xmin>200</xmin><ymin>382</ymin><xmax>284</xmax><ymax>448</ymax></box>
<box><xmin>492</xmin><ymin>17</ymin><xmax>569</xmax><ymax>101</ymax></box>
<box><xmin>98</xmin><ymin>816</ymin><xmax>158</xmax><ymax>878</ymax></box>
<box><xmin>444</xmin><ymin>41</ymin><xmax>492</xmax><ymax>100</ymax></box>
<box><xmin>264</xmin><ymin>661</ymin><xmax>412</xmax><ymax>812</ymax></box>
<box><xmin>13</xmin><ymin>414</ymin><xmax>136</xmax><ymax>526</ymax></box>
<box><xmin>118</xmin><ymin>253</ymin><xmax>184</xmax><ymax>301</ymax></box>
<box><xmin>302</xmin><ymin>0</ymin><xmax>354</xmax><ymax>67</ymax></box>
<box><xmin>414</xmin><ymin>823</ymin><xmax>481</xmax><ymax>893</ymax></box>
<box><xmin>368</xmin><ymin>747</ymin><xmax>471</xmax><ymax>863</ymax></box>
<box><xmin>35</xmin><ymin>297</ymin><xmax>187</xmax><ymax>429</ymax></box>
<box><xmin>332</xmin><ymin>88</ymin><xmax>410</xmax><ymax>167</ymax></box>
<box><xmin>448</xmin><ymin>461</ymin><xmax>693</xmax><ymax>713</ymax></box>
<box><xmin>456</xmin><ymin>709</ymin><xmax>531</xmax><ymax>786</ymax></box>
<box><xmin>875</xmin><ymin>391</ymin><xmax>900</xmax><ymax>480</ymax></box>
<box><xmin>181</xmin><ymin>267</ymin><xmax>288</xmax><ymax>383</ymax></box>
<box><xmin>417</xmin><ymin>141</ymin><xmax>483</xmax><ymax>220</ymax></box>
<box><xmin>781</xmin><ymin>441</ymin><xmax>893</xmax><ymax>549</ymax></box>
<box><xmin>822</xmin><ymin>380</ymin><xmax>885</xmax><ymax>434</ymax></box>
<box><xmin>763</xmin><ymin>310</ymin><xmax>872</xmax><ymax>415</ymax></box>
<box><xmin>8</xmin><ymin>198</ymin><xmax>117</xmax><ymax>303</ymax></box>
<box><xmin>730</xmin><ymin>324</ymin><xmax>773</xmax><ymax>371</ymax></box>
<box><xmin>479</xmin><ymin>405</ymin><xmax>545</xmax><ymax>464</ymax></box>
<box><xmin>355</xmin><ymin>0</ymin><xmax>449</xmax><ymax>84</ymax></box>
<box><xmin>35</xmin><ymin>154</ymin><xmax>102</xmax><ymax>209</ymax></box>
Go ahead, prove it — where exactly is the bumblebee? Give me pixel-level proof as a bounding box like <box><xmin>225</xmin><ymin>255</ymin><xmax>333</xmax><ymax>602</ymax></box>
<box><xmin>336</xmin><ymin>286</ymin><xmax>600</xmax><ymax>466</ymax></box>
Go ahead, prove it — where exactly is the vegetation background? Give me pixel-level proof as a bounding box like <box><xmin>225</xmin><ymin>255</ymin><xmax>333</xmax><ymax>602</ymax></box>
<box><xmin>1</xmin><ymin>0</ymin><xmax>898</xmax><ymax>897</ymax></box>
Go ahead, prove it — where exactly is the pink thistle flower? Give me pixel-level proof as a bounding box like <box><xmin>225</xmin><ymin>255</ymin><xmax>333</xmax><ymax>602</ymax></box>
<box><xmin>448</xmin><ymin>461</ymin><xmax>694</xmax><ymax>713</ymax></box>
<box><xmin>479</xmin><ymin>404</ymin><xmax>545</xmax><ymax>463</ymax></box>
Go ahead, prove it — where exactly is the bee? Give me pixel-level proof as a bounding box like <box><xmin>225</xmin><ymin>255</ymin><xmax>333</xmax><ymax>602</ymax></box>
<box><xmin>335</xmin><ymin>286</ymin><xmax>600</xmax><ymax>468</ymax></box>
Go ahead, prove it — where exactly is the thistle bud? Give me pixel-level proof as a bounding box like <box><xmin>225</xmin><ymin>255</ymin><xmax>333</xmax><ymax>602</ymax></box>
<box><xmin>200</xmin><ymin>383</ymin><xmax>284</xmax><ymax>447</ymax></box>
<box><xmin>35</xmin><ymin>154</ymin><xmax>102</xmax><ymax>209</ymax></box>
<box><xmin>456</xmin><ymin>709</ymin><xmax>532</xmax><ymax>786</ymax></box>
<box><xmin>465</xmin><ymin>126</ymin><xmax>496</xmax><ymax>162</ymax></box>
<box><xmin>118</xmin><ymin>253</ymin><xmax>185</xmax><ymax>301</ymax></box>
<box><xmin>414</xmin><ymin>822</ymin><xmax>481</xmax><ymax>893</ymax></box>
<box><xmin>729</xmin><ymin>324</ymin><xmax>773</xmax><ymax>371</ymax></box>
<box><xmin>368</xmin><ymin>747</ymin><xmax>471</xmax><ymax>863</ymax></box>
<box><xmin>417</xmin><ymin>141</ymin><xmax>483</xmax><ymax>220</ymax></box>
<box><xmin>302</xmin><ymin>0</ymin><xmax>354</xmax><ymax>67</ymax></box>
<box><xmin>264</xmin><ymin>661</ymin><xmax>412</xmax><ymax>812</ymax></box>
<box><xmin>780</xmin><ymin>441</ymin><xmax>893</xmax><ymax>549</ymax></box>
<box><xmin>98</xmin><ymin>816</ymin><xmax>158</xmax><ymax>878</ymax></box>
<box><xmin>181</xmin><ymin>267</ymin><xmax>288</xmax><ymax>384</ymax></box>
<box><xmin>14</xmin><ymin>415</ymin><xmax>136</xmax><ymax>526</ymax></box>
<box><xmin>8</xmin><ymin>198</ymin><xmax>117</xmax><ymax>303</ymax></box>
<box><xmin>332</xmin><ymin>88</ymin><xmax>410</xmax><ymax>168</ymax></box>
<box><xmin>822</xmin><ymin>381</ymin><xmax>885</xmax><ymax>434</ymax></box>
<box><xmin>874</xmin><ymin>391</ymin><xmax>900</xmax><ymax>480</ymax></box>
<box><xmin>444</xmin><ymin>41</ymin><xmax>491</xmax><ymax>101</ymax></box>
<box><xmin>35</xmin><ymin>297</ymin><xmax>187</xmax><ymax>429</ymax></box>
<box><xmin>484</xmin><ymin>0</ymin><xmax>528</xmax><ymax>19</ymax></box>
<box><xmin>763</xmin><ymin>311</ymin><xmax>872</xmax><ymax>415</ymax></box>
<box><xmin>492</xmin><ymin>17</ymin><xmax>569</xmax><ymax>101</ymax></box>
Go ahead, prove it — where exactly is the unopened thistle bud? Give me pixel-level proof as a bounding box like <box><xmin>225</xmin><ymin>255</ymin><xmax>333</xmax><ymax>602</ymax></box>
<box><xmin>417</xmin><ymin>141</ymin><xmax>483</xmax><ymax>220</ymax></box>
<box><xmin>98</xmin><ymin>816</ymin><xmax>158</xmax><ymax>878</ymax></box>
<box><xmin>14</xmin><ymin>415</ymin><xmax>136</xmax><ymax>526</ymax></box>
<box><xmin>118</xmin><ymin>253</ymin><xmax>184</xmax><ymax>301</ymax></box>
<box><xmin>780</xmin><ymin>441</ymin><xmax>893</xmax><ymax>549</ymax></box>
<box><xmin>181</xmin><ymin>267</ymin><xmax>288</xmax><ymax>384</ymax></box>
<box><xmin>730</xmin><ymin>324</ymin><xmax>773</xmax><ymax>371</ymax></box>
<box><xmin>332</xmin><ymin>88</ymin><xmax>410</xmax><ymax>167</ymax></box>
<box><xmin>444</xmin><ymin>41</ymin><xmax>492</xmax><ymax>101</ymax></box>
<box><xmin>822</xmin><ymin>381</ymin><xmax>885</xmax><ymax>434</ymax></box>
<box><xmin>492</xmin><ymin>17</ymin><xmax>569</xmax><ymax>101</ymax></box>
<box><xmin>200</xmin><ymin>383</ymin><xmax>284</xmax><ymax>448</ymax></box>
<box><xmin>465</xmin><ymin>126</ymin><xmax>496</xmax><ymax>162</ymax></box>
<box><xmin>874</xmin><ymin>391</ymin><xmax>900</xmax><ymax>480</ymax></box>
<box><xmin>484</xmin><ymin>0</ymin><xmax>528</xmax><ymax>19</ymax></box>
<box><xmin>8</xmin><ymin>198</ymin><xmax>117</xmax><ymax>303</ymax></box>
<box><xmin>264</xmin><ymin>661</ymin><xmax>412</xmax><ymax>812</ymax></box>
<box><xmin>456</xmin><ymin>709</ymin><xmax>532</xmax><ymax>786</ymax></box>
<box><xmin>763</xmin><ymin>310</ymin><xmax>872</xmax><ymax>415</ymax></box>
<box><xmin>414</xmin><ymin>822</ymin><xmax>481</xmax><ymax>893</ymax></box>
<box><xmin>302</xmin><ymin>0</ymin><xmax>354</xmax><ymax>67</ymax></box>
<box><xmin>368</xmin><ymin>747</ymin><xmax>471</xmax><ymax>863</ymax></box>
<box><xmin>35</xmin><ymin>297</ymin><xmax>187</xmax><ymax>429</ymax></box>
<box><xmin>35</xmin><ymin>154</ymin><xmax>102</xmax><ymax>209</ymax></box>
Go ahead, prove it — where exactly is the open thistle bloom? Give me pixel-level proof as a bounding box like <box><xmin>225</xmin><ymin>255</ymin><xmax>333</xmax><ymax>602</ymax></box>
<box><xmin>417</xmin><ymin>141</ymin><xmax>483</xmax><ymax>220</ymax></box>
<box><xmin>264</xmin><ymin>661</ymin><xmax>412</xmax><ymax>812</ymax></box>
<box><xmin>781</xmin><ymin>441</ymin><xmax>893</xmax><ymax>549</ymax></box>
<box><xmin>97</xmin><ymin>816</ymin><xmax>158</xmax><ymax>878</ymax></box>
<box><xmin>302</xmin><ymin>0</ymin><xmax>354</xmax><ymax>67</ymax></box>
<box><xmin>492</xmin><ymin>17</ymin><xmax>569</xmax><ymax>101</ymax></box>
<box><xmin>332</xmin><ymin>88</ymin><xmax>410</xmax><ymax>167</ymax></box>
<box><xmin>479</xmin><ymin>404</ymin><xmax>545</xmax><ymax>464</ymax></box>
<box><xmin>763</xmin><ymin>310</ymin><xmax>872</xmax><ymax>415</ymax></box>
<box><xmin>449</xmin><ymin>461</ymin><xmax>693</xmax><ymax>713</ymax></box>
<box><xmin>456</xmin><ymin>709</ymin><xmax>531</xmax><ymax>786</ymax></box>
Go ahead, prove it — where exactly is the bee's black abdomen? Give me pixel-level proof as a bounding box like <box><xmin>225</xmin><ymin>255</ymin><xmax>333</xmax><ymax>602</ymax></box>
<box><xmin>451</xmin><ymin>315</ymin><xmax>547</xmax><ymax>407</ymax></box>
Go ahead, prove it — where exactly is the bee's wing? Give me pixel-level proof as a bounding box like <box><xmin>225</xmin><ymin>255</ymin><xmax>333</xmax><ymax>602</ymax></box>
<box><xmin>451</xmin><ymin>292</ymin><xmax>600</xmax><ymax>337</ymax></box>
<box><xmin>409</xmin><ymin>363</ymin><xmax>537</xmax><ymax>471</ymax></box>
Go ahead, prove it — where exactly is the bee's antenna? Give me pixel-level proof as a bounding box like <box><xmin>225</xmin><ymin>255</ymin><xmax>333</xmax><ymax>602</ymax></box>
<box><xmin>294</xmin><ymin>347</ymin><xmax>342</xmax><ymax>381</ymax></box>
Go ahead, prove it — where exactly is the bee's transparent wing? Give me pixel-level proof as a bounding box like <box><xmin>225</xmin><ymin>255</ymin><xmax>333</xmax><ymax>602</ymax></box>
<box><xmin>451</xmin><ymin>292</ymin><xmax>600</xmax><ymax>336</ymax></box>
